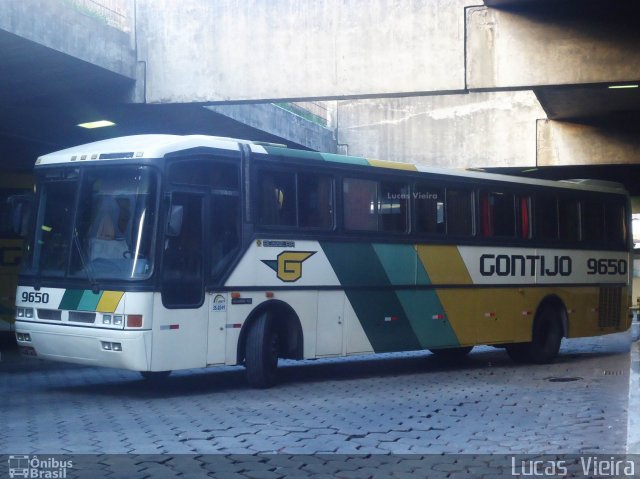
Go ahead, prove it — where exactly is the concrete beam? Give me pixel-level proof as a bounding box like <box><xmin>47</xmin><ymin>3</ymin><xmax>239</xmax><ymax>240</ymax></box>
<box><xmin>136</xmin><ymin>0</ymin><xmax>472</xmax><ymax>103</ymax></box>
<box><xmin>336</xmin><ymin>91</ymin><xmax>545</xmax><ymax>168</ymax></box>
<box><xmin>206</xmin><ymin>104</ymin><xmax>337</xmax><ymax>153</ymax></box>
<box><xmin>536</xmin><ymin>120</ymin><xmax>640</xmax><ymax>167</ymax></box>
<box><xmin>466</xmin><ymin>5</ymin><xmax>640</xmax><ymax>90</ymax></box>
<box><xmin>0</xmin><ymin>0</ymin><xmax>136</xmax><ymax>79</ymax></box>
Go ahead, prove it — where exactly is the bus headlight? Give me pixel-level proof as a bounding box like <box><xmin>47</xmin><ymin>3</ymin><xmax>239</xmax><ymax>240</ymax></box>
<box><xmin>17</xmin><ymin>308</ymin><xmax>24</xmax><ymax>318</ymax></box>
<box><xmin>102</xmin><ymin>314</ymin><xmax>112</xmax><ymax>325</ymax></box>
<box><xmin>24</xmin><ymin>308</ymin><xmax>34</xmax><ymax>319</ymax></box>
<box><xmin>113</xmin><ymin>315</ymin><xmax>123</xmax><ymax>326</ymax></box>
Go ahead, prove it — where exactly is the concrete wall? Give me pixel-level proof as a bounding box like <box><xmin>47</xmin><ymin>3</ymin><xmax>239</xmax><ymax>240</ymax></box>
<box><xmin>0</xmin><ymin>0</ymin><xmax>136</xmax><ymax>79</ymax></box>
<box><xmin>537</xmin><ymin>121</ymin><xmax>640</xmax><ymax>167</ymax></box>
<box><xmin>336</xmin><ymin>91</ymin><xmax>545</xmax><ymax>168</ymax></box>
<box><xmin>466</xmin><ymin>6</ymin><xmax>640</xmax><ymax>89</ymax></box>
<box><xmin>136</xmin><ymin>0</ymin><xmax>473</xmax><ymax>103</ymax></box>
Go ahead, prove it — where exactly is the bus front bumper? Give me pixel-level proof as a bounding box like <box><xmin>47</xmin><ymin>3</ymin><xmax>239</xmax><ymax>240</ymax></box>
<box><xmin>14</xmin><ymin>320</ymin><xmax>152</xmax><ymax>371</ymax></box>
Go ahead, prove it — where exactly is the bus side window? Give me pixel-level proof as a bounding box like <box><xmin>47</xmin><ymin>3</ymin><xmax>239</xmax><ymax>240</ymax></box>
<box><xmin>343</xmin><ymin>178</ymin><xmax>377</xmax><ymax>231</ymax></box>
<box><xmin>583</xmin><ymin>200</ymin><xmax>604</xmax><ymax>243</ymax></box>
<box><xmin>534</xmin><ymin>195</ymin><xmax>558</xmax><ymax>240</ymax></box>
<box><xmin>379</xmin><ymin>181</ymin><xmax>409</xmax><ymax>233</ymax></box>
<box><xmin>298</xmin><ymin>173</ymin><xmax>334</xmax><ymax>229</ymax></box>
<box><xmin>446</xmin><ymin>188</ymin><xmax>474</xmax><ymax>236</ymax></box>
<box><xmin>479</xmin><ymin>190</ymin><xmax>515</xmax><ymax>238</ymax></box>
<box><xmin>559</xmin><ymin>198</ymin><xmax>580</xmax><ymax>242</ymax></box>
<box><xmin>414</xmin><ymin>184</ymin><xmax>444</xmax><ymax>235</ymax></box>
<box><xmin>258</xmin><ymin>170</ymin><xmax>296</xmax><ymax>227</ymax></box>
<box><xmin>605</xmin><ymin>200</ymin><xmax>626</xmax><ymax>247</ymax></box>
<box><xmin>518</xmin><ymin>196</ymin><xmax>532</xmax><ymax>239</ymax></box>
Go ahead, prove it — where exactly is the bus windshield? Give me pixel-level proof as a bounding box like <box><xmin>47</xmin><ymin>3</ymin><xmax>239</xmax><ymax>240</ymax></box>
<box><xmin>23</xmin><ymin>165</ymin><xmax>158</xmax><ymax>281</ymax></box>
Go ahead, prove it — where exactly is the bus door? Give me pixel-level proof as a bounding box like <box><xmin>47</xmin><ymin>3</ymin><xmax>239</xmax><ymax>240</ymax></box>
<box><xmin>154</xmin><ymin>191</ymin><xmax>208</xmax><ymax>371</ymax></box>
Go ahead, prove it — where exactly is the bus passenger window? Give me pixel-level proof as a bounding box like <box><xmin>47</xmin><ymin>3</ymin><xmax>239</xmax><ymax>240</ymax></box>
<box><xmin>534</xmin><ymin>196</ymin><xmax>558</xmax><ymax>240</ymax></box>
<box><xmin>583</xmin><ymin>200</ymin><xmax>604</xmax><ymax>242</ymax></box>
<box><xmin>258</xmin><ymin>170</ymin><xmax>296</xmax><ymax>227</ymax></box>
<box><xmin>298</xmin><ymin>173</ymin><xmax>333</xmax><ymax>229</ymax></box>
<box><xmin>446</xmin><ymin>188</ymin><xmax>473</xmax><ymax>236</ymax></box>
<box><xmin>343</xmin><ymin>178</ymin><xmax>377</xmax><ymax>231</ymax></box>
<box><xmin>379</xmin><ymin>182</ymin><xmax>408</xmax><ymax>233</ymax></box>
<box><xmin>517</xmin><ymin>196</ymin><xmax>532</xmax><ymax>239</ymax></box>
<box><xmin>479</xmin><ymin>191</ymin><xmax>515</xmax><ymax>238</ymax></box>
<box><xmin>414</xmin><ymin>184</ymin><xmax>444</xmax><ymax>235</ymax></box>
<box><xmin>605</xmin><ymin>201</ymin><xmax>626</xmax><ymax>246</ymax></box>
<box><xmin>559</xmin><ymin>198</ymin><xmax>580</xmax><ymax>242</ymax></box>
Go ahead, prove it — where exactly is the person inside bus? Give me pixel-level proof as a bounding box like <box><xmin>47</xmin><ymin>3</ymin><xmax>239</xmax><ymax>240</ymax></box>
<box><xmin>88</xmin><ymin>198</ymin><xmax>130</xmax><ymax>261</ymax></box>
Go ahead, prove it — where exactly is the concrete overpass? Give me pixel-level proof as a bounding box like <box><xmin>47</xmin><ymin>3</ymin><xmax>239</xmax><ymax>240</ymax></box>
<box><xmin>1</xmin><ymin>0</ymin><xmax>639</xmax><ymax>195</ymax></box>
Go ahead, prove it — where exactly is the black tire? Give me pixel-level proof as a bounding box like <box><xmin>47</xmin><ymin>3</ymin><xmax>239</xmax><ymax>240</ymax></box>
<box><xmin>245</xmin><ymin>313</ymin><xmax>280</xmax><ymax>388</ymax></box>
<box><xmin>140</xmin><ymin>370</ymin><xmax>171</xmax><ymax>381</ymax></box>
<box><xmin>429</xmin><ymin>346</ymin><xmax>473</xmax><ymax>360</ymax></box>
<box><xmin>528</xmin><ymin>307</ymin><xmax>563</xmax><ymax>364</ymax></box>
<box><xmin>505</xmin><ymin>306</ymin><xmax>563</xmax><ymax>364</ymax></box>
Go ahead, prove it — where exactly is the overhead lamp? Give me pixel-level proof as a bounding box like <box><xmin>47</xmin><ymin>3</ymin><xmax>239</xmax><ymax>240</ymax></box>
<box><xmin>77</xmin><ymin>120</ymin><xmax>116</xmax><ymax>129</ymax></box>
<box><xmin>608</xmin><ymin>84</ymin><xmax>639</xmax><ymax>89</ymax></box>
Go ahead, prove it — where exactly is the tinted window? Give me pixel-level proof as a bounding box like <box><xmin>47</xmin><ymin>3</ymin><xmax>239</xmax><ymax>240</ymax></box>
<box><xmin>343</xmin><ymin>178</ymin><xmax>377</xmax><ymax>231</ymax></box>
<box><xmin>298</xmin><ymin>173</ymin><xmax>333</xmax><ymax>229</ymax></box>
<box><xmin>605</xmin><ymin>200</ymin><xmax>626</xmax><ymax>246</ymax></box>
<box><xmin>480</xmin><ymin>191</ymin><xmax>515</xmax><ymax>237</ymax></box>
<box><xmin>415</xmin><ymin>184</ymin><xmax>445</xmax><ymax>235</ymax></box>
<box><xmin>446</xmin><ymin>188</ymin><xmax>473</xmax><ymax>236</ymax></box>
<box><xmin>379</xmin><ymin>182</ymin><xmax>409</xmax><ymax>233</ymax></box>
<box><xmin>583</xmin><ymin>200</ymin><xmax>604</xmax><ymax>242</ymax></box>
<box><xmin>535</xmin><ymin>196</ymin><xmax>558</xmax><ymax>240</ymax></box>
<box><xmin>559</xmin><ymin>198</ymin><xmax>580</xmax><ymax>242</ymax></box>
<box><xmin>258</xmin><ymin>170</ymin><xmax>296</xmax><ymax>227</ymax></box>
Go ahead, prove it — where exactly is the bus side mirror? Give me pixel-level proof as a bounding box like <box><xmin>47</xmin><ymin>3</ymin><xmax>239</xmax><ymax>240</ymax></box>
<box><xmin>166</xmin><ymin>205</ymin><xmax>183</xmax><ymax>237</ymax></box>
<box><xmin>8</xmin><ymin>194</ymin><xmax>32</xmax><ymax>237</ymax></box>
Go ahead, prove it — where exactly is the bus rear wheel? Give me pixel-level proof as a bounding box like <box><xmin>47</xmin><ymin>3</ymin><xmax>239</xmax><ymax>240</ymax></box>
<box><xmin>245</xmin><ymin>313</ymin><xmax>280</xmax><ymax>388</ymax></box>
<box><xmin>506</xmin><ymin>306</ymin><xmax>563</xmax><ymax>364</ymax></box>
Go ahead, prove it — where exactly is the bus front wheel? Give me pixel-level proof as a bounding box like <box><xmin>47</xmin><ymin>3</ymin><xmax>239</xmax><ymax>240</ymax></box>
<box><xmin>245</xmin><ymin>313</ymin><xmax>280</xmax><ymax>388</ymax></box>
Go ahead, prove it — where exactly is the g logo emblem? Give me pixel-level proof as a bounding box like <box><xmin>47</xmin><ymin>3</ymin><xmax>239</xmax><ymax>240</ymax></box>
<box><xmin>262</xmin><ymin>251</ymin><xmax>315</xmax><ymax>282</ymax></box>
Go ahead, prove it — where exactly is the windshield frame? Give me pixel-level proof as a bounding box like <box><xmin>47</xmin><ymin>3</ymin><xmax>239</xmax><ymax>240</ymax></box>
<box><xmin>21</xmin><ymin>163</ymin><xmax>161</xmax><ymax>284</ymax></box>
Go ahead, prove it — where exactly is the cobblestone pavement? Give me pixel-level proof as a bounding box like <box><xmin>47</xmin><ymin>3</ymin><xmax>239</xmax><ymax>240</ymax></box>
<box><xmin>0</xmin><ymin>332</ymin><xmax>632</xmax><ymax>477</ymax></box>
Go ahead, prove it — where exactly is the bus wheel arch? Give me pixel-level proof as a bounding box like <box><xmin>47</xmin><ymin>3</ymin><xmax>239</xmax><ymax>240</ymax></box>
<box><xmin>238</xmin><ymin>300</ymin><xmax>303</xmax><ymax>388</ymax></box>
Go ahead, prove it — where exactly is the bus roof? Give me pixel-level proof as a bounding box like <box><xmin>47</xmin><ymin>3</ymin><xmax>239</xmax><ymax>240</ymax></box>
<box><xmin>35</xmin><ymin>134</ymin><xmax>627</xmax><ymax>196</ymax></box>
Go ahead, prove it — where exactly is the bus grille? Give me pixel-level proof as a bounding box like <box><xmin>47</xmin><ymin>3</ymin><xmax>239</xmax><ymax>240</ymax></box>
<box><xmin>598</xmin><ymin>287</ymin><xmax>622</xmax><ymax>328</ymax></box>
<box><xmin>68</xmin><ymin>311</ymin><xmax>96</xmax><ymax>324</ymax></box>
<box><xmin>37</xmin><ymin>309</ymin><xmax>62</xmax><ymax>321</ymax></box>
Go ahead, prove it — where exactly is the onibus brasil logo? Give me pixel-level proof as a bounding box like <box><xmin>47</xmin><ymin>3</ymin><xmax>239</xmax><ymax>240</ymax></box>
<box><xmin>7</xmin><ymin>456</ymin><xmax>73</xmax><ymax>478</ymax></box>
<box><xmin>261</xmin><ymin>251</ymin><xmax>315</xmax><ymax>282</ymax></box>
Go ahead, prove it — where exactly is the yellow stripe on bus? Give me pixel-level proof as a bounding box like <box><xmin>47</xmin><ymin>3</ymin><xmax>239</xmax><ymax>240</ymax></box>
<box><xmin>96</xmin><ymin>291</ymin><xmax>125</xmax><ymax>313</ymax></box>
<box><xmin>416</xmin><ymin>245</ymin><xmax>472</xmax><ymax>285</ymax></box>
<box><xmin>366</xmin><ymin>159</ymin><xmax>418</xmax><ymax>171</ymax></box>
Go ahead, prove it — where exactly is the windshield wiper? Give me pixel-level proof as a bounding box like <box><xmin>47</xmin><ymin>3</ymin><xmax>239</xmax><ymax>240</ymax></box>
<box><xmin>73</xmin><ymin>229</ymin><xmax>99</xmax><ymax>293</ymax></box>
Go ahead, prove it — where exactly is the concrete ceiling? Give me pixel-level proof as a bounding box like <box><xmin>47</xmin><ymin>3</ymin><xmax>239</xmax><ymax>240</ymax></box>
<box><xmin>0</xmin><ymin>30</ymin><xmax>301</xmax><ymax>172</ymax></box>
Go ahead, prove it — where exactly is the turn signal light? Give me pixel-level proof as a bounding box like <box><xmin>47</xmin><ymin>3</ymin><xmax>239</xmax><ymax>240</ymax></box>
<box><xmin>127</xmin><ymin>314</ymin><xmax>143</xmax><ymax>328</ymax></box>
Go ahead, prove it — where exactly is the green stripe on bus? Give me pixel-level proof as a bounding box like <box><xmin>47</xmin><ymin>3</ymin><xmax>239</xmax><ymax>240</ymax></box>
<box><xmin>58</xmin><ymin>289</ymin><xmax>85</xmax><ymax>310</ymax></box>
<box><xmin>320</xmin><ymin>242</ymin><xmax>421</xmax><ymax>352</ymax></box>
<box><xmin>262</xmin><ymin>146</ymin><xmax>369</xmax><ymax>166</ymax></box>
<box><xmin>395</xmin><ymin>290</ymin><xmax>461</xmax><ymax>348</ymax></box>
<box><xmin>372</xmin><ymin>243</ymin><xmax>431</xmax><ymax>285</ymax></box>
<box><xmin>77</xmin><ymin>289</ymin><xmax>102</xmax><ymax>311</ymax></box>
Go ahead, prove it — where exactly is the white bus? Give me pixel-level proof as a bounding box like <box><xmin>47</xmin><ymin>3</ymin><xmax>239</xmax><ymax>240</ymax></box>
<box><xmin>13</xmin><ymin>135</ymin><xmax>631</xmax><ymax>387</ymax></box>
